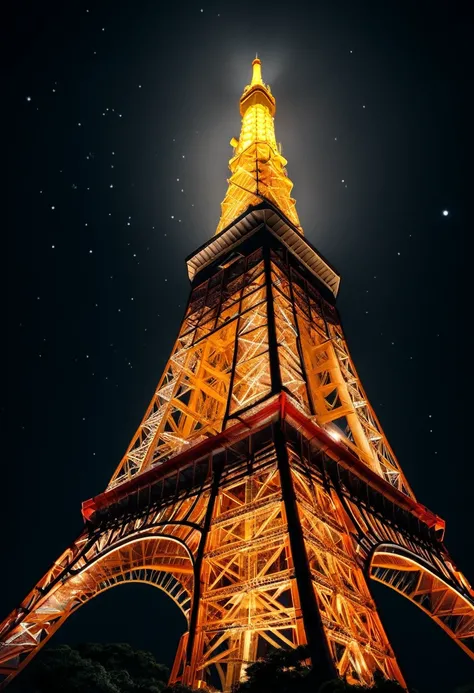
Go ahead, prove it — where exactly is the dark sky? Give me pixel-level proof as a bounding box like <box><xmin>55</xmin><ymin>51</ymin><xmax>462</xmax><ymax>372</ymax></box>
<box><xmin>4</xmin><ymin>1</ymin><xmax>471</xmax><ymax>691</ymax></box>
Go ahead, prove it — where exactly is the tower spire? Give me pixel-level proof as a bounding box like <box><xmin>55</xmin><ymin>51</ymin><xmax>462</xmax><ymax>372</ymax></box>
<box><xmin>250</xmin><ymin>55</ymin><xmax>263</xmax><ymax>86</ymax></box>
<box><xmin>215</xmin><ymin>57</ymin><xmax>302</xmax><ymax>235</ymax></box>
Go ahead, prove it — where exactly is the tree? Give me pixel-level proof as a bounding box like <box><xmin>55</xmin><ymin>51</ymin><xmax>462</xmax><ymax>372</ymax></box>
<box><xmin>233</xmin><ymin>645</ymin><xmax>312</xmax><ymax>693</ymax></box>
<box><xmin>8</xmin><ymin>642</ymin><xmax>473</xmax><ymax>693</ymax></box>
<box><xmin>318</xmin><ymin>671</ymin><xmax>409</xmax><ymax>691</ymax></box>
<box><xmin>10</xmin><ymin>642</ymin><xmax>169</xmax><ymax>693</ymax></box>
<box><xmin>162</xmin><ymin>684</ymin><xmax>201</xmax><ymax>693</ymax></box>
<box><xmin>232</xmin><ymin>648</ymin><xmax>412</xmax><ymax>693</ymax></box>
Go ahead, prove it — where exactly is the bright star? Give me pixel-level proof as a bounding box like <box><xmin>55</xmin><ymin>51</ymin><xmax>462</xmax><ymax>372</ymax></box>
<box><xmin>442</xmin><ymin>209</ymin><xmax>449</xmax><ymax>216</ymax></box>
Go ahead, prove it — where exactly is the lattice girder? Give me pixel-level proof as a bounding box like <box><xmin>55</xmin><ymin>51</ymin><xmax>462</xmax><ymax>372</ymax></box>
<box><xmin>2</xmin><ymin>55</ymin><xmax>472</xmax><ymax>693</ymax></box>
<box><xmin>1</xmin><ymin>399</ymin><xmax>473</xmax><ymax>690</ymax></box>
<box><xmin>370</xmin><ymin>548</ymin><xmax>474</xmax><ymax>658</ymax></box>
<box><xmin>0</xmin><ymin>455</ymin><xmax>216</xmax><ymax>687</ymax></box>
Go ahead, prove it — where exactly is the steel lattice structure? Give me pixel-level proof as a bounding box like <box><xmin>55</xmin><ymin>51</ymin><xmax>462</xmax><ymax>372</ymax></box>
<box><xmin>1</xmin><ymin>58</ymin><xmax>473</xmax><ymax>691</ymax></box>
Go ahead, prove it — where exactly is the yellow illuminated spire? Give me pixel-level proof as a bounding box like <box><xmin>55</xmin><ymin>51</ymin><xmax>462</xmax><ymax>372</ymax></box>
<box><xmin>250</xmin><ymin>55</ymin><xmax>263</xmax><ymax>85</ymax></box>
<box><xmin>215</xmin><ymin>58</ymin><xmax>302</xmax><ymax>235</ymax></box>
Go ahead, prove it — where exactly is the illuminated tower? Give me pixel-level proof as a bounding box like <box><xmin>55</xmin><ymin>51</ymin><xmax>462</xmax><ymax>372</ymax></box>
<box><xmin>0</xmin><ymin>58</ymin><xmax>473</xmax><ymax>691</ymax></box>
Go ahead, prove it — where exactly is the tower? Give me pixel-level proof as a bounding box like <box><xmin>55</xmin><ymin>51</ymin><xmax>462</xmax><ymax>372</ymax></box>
<box><xmin>0</xmin><ymin>58</ymin><xmax>473</xmax><ymax>691</ymax></box>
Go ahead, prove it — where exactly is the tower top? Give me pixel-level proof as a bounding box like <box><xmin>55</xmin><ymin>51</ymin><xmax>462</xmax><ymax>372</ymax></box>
<box><xmin>215</xmin><ymin>58</ymin><xmax>302</xmax><ymax>235</ymax></box>
<box><xmin>240</xmin><ymin>56</ymin><xmax>276</xmax><ymax>117</ymax></box>
<box><xmin>250</xmin><ymin>56</ymin><xmax>263</xmax><ymax>85</ymax></box>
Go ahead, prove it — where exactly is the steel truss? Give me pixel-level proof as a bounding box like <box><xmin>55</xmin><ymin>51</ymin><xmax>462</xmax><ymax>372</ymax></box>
<box><xmin>1</xmin><ymin>395</ymin><xmax>472</xmax><ymax>690</ymax></box>
<box><xmin>1</xmin><ymin>57</ymin><xmax>472</xmax><ymax>691</ymax></box>
<box><xmin>1</xmin><ymin>235</ymin><xmax>473</xmax><ymax>689</ymax></box>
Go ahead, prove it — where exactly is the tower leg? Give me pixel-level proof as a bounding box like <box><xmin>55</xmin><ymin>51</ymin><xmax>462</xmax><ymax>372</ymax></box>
<box><xmin>274</xmin><ymin>423</ymin><xmax>335</xmax><ymax>683</ymax></box>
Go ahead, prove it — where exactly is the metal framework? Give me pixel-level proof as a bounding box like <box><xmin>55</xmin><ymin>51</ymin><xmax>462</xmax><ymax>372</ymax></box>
<box><xmin>1</xmin><ymin>59</ymin><xmax>473</xmax><ymax>691</ymax></box>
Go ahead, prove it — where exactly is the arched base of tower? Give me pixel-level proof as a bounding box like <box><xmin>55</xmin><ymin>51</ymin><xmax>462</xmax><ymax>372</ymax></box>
<box><xmin>1</xmin><ymin>396</ymin><xmax>473</xmax><ymax>692</ymax></box>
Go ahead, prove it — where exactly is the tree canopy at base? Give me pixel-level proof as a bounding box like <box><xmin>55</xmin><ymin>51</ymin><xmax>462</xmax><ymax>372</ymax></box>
<box><xmin>10</xmin><ymin>642</ymin><xmax>169</xmax><ymax>693</ymax></box>
<box><xmin>7</xmin><ymin>642</ymin><xmax>473</xmax><ymax>693</ymax></box>
<box><xmin>231</xmin><ymin>646</ymin><xmax>408</xmax><ymax>693</ymax></box>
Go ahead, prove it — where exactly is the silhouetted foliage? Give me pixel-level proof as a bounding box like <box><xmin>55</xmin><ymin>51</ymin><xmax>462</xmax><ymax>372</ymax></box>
<box><xmin>233</xmin><ymin>645</ymin><xmax>312</xmax><ymax>693</ymax></box>
<box><xmin>317</xmin><ymin>671</ymin><xmax>409</xmax><ymax>692</ymax></box>
<box><xmin>232</xmin><ymin>648</ymin><xmax>412</xmax><ymax>693</ymax></box>
<box><xmin>8</xmin><ymin>642</ymin><xmax>473</xmax><ymax>693</ymax></box>
<box><xmin>10</xmin><ymin>642</ymin><xmax>169</xmax><ymax>693</ymax></box>
<box><xmin>162</xmin><ymin>684</ymin><xmax>201</xmax><ymax>693</ymax></box>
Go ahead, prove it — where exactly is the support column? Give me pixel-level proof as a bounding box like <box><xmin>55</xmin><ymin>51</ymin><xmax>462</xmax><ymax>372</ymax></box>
<box><xmin>264</xmin><ymin>243</ymin><xmax>283</xmax><ymax>394</ymax></box>
<box><xmin>183</xmin><ymin>456</ymin><xmax>223</xmax><ymax>685</ymax></box>
<box><xmin>274</xmin><ymin>422</ymin><xmax>335</xmax><ymax>683</ymax></box>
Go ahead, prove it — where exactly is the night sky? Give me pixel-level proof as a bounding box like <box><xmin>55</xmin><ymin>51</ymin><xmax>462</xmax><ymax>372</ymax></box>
<box><xmin>4</xmin><ymin>2</ymin><xmax>472</xmax><ymax>691</ymax></box>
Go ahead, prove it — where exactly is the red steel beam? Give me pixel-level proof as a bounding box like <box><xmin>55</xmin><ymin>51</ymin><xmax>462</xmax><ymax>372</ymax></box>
<box><xmin>82</xmin><ymin>393</ymin><xmax>444</xmax><ymax>535</ymax></box>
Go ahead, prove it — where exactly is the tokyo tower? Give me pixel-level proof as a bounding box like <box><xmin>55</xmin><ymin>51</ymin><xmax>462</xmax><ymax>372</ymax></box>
<box><xmin>0</xmin><ymin>58</ymin><xmax>473</xmax><ymax>691</ymax></box>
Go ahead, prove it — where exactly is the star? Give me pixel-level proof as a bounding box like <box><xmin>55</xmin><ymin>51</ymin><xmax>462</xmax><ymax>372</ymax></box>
<box><xmin>442</xmin><ymin>209</ymin><xmax>449</xmax><ymax>216</ymax></box>
<box><xmin>26</xmin><ymin>96</ymin><xmax>32</xmax><ymax>102</ymax></box>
